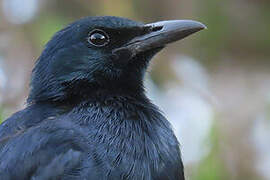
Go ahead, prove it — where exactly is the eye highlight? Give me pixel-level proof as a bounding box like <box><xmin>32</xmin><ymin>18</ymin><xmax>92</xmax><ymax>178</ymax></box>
<box><xmin>87</xmin><ymin>29</ymin><xmax>110</xmax><ymax>47</ymax></box>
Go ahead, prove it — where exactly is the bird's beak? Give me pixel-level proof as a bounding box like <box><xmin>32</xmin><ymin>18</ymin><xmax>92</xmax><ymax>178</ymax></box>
<box><xmin>113</xmin><ymin>20</ymin><xmax>206</xmax><ymax>59</ymax></box>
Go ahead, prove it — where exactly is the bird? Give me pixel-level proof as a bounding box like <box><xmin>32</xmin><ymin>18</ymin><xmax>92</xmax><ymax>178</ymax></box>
<box><xmin>0</xmin><ymin>16</ymin><xmax>206</xmax><ymax>180</ymax></box>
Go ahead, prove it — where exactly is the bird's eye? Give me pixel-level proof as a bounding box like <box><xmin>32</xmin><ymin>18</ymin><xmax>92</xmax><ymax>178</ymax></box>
<box><xmin>88</xmin><ymin>29</ymin><xmax>109</xmax><ymax>47</ymax></box>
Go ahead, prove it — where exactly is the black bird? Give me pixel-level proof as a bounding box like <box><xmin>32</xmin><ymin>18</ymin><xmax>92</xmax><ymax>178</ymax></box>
<box><xmin>0</xmin><ymin>16</ymin><xmax>205</xmax><ymax>180</ymax></box>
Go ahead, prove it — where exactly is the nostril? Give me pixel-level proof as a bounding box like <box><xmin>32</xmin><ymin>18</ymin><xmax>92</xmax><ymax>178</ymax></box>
<box><xmin>151</xmin><ymin>26</ymin><xmax>163</xmax><ymax>32</ymax></box>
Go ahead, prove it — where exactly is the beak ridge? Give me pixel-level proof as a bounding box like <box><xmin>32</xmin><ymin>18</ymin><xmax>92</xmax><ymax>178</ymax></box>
<box><xmin>113</xmin><ymin>20</ymin><xmax>206</xmax><ymax>59</ymax></box>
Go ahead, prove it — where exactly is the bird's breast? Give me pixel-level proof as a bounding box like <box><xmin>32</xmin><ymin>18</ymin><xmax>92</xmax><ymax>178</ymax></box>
<box><xmin>71</xmin><ymin>98</ymin><xmax>182</xmax><ymax>179</ymax></box>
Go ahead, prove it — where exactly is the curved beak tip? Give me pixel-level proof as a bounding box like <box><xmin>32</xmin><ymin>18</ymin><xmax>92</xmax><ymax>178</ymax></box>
<box><xmin>197</xmin><ymin>22</ymin><xmax>207</xmax><ymax>30</ymax></box>
<box><xmin>196</xmin><ymin>21</ymin><xmax>207</xmax><ymax>30</ymax></box>
<box><xmin>172</xmin><ymin>20</ymin><xmax>207</xmax><ymax>32</ymax></box>
<box><xmin>203</xmin><ymin>24</ymin><xmax>208</xmax><ymax>30</ymax></box>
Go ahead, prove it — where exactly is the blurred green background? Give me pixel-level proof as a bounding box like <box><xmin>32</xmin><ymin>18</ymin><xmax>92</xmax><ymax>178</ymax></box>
<box><xmin>0</xmin><ymin>0</ymin><xmax>270</xmax><ymax>179</ymax></box>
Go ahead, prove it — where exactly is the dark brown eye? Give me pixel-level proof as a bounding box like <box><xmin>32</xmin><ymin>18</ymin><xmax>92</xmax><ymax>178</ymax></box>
<box><xmin>88</xmin><ymin>29</ymin><xmax>109</xmax><ymax>47</ymax></box>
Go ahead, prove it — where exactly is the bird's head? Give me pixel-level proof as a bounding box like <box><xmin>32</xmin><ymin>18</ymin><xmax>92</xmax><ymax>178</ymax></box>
<box><xmin>28</xmin><ymin>16</ymin><xmax>206</xmax><ymax>104</ymax></box>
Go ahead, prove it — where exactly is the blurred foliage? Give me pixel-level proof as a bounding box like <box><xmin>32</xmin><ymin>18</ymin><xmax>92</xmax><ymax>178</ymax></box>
<box><xmin>191</xmin><ymin>122</ymin><xmax>229</xmax><ymax>180</ymax></box>
<box><xmin>195</xmin><ymin>0</ymin><xmax>230</xmax><ymax>63</ymax></box>
<box><xmin>32</xmin><ymin>15</ymin><xmax>69</xmax><ymax>48</ymax></box>
<box><xmin>192</xmin><ymin>0</ymin><xmax>270</xmax><ymax>67</ymax></box>
<box><xmin>0</xmin><ymin>107</ymin><xmax>4</xmax><ymax>124</ymax></box>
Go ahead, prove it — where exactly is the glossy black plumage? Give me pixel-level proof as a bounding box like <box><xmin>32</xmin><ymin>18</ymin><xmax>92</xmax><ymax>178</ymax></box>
<box><xmin>0</xmin><ymin>16</ymin><xmax>205</xmax><ymax>180</ymax></box>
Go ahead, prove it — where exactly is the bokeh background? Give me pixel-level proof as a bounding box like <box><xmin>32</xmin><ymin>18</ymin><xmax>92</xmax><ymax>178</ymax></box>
<box><xmin>0</xmin><ymin>0</ymin><xmax>270</xmax><ymax>179</ymax></box>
